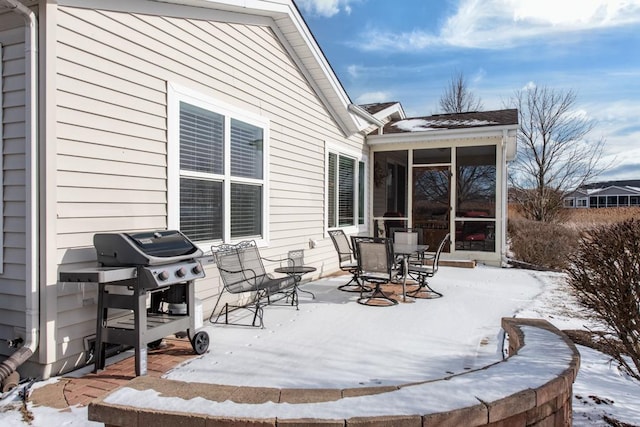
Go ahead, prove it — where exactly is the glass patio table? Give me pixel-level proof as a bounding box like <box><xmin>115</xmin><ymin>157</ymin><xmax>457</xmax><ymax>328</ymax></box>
<box><xmin>393</xmin><ymin>243</ymin><xmax>429</xmax><ymax>302</ymax></box>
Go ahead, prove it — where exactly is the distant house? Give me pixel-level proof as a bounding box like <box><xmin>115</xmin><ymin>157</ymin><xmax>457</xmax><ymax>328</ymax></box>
<box><xmin>564</xmin><ymin>180</ymin><xmax>640</xmax><ymax>208</ymax></box>
<box><xmin>0</xmin><ymin>0</ymin><xmax>517</xmax><ymax>380</ymax></box>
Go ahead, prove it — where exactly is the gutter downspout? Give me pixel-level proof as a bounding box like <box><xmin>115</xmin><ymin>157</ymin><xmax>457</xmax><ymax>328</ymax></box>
<box><xmin>501</xmin><ymin>130</ymin><xmax>509</xmax><ymax>267</ymax></box>
<box><xmin>0</xmin><ymin>0</ymin><xmax>39</xmax><ymax>387</ymax></box>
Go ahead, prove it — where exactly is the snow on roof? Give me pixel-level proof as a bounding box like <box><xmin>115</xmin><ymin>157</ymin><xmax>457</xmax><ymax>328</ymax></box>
<box><xmin>393</xmin><ymin>118</ymin><xmax>499</xmax><ymax>132</ymax></box>
<box><xmin>381</xmin><ymin>109</ymin><xmax>518</xmax><ymax>134</ymax></box>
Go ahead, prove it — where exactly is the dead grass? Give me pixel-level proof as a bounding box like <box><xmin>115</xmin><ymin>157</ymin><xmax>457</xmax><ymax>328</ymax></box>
<box><xmin>508</xmin><ymin>205</ymin><xmax>640</xmax><ymax>230</ymax></box>
<box><xmin>563</xmin><ymin>207</ymin><xmax>640</xmax><ymax>231</ymax></box>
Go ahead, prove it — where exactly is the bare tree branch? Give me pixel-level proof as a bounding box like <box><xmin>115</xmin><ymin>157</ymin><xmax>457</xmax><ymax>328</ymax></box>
<box><xmin>507</xmin><ymin>85</ymin><xmax>607</xmax><ymax>222</ymax></box>
<box><xmin>439</xmin><ymin>72</ymin><xmax>483</xmax><ymax>113</ymax></box>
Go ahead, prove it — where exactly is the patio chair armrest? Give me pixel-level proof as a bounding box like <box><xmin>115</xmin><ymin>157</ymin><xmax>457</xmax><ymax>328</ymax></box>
<box><xmin>217</xmin><ymin>266</ymin><xmax>260</xmax><ymax>287</ymax></box>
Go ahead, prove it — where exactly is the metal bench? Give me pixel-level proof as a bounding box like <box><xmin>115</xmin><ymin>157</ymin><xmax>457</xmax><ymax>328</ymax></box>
<box><xmin>210</xmin><ymin>240</ymin><xmax>296</xmax><ymax>328</ymax></box>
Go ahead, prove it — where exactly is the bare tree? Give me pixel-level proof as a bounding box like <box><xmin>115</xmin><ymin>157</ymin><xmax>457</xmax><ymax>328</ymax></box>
<box><xmin>566</xmin><ymin>219</ymin><xmax>640</xmax><ymax>381</ymax></box>
<box><xmin>439</xmin><ymin>72</ymin><xmax>483</xmax><ymax>113</ymax></box>
<box><xmin>507</xmin><ymin>85</ymin><xmax>606</xmax><ymax>222</ymax></box>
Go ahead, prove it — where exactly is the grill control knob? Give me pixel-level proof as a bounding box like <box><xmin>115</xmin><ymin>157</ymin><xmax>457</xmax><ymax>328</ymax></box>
<box><xmin>192</xmin><ymin>264</ymin><xmax>203</xmax><ymax>275</ymax></box>
<box><xmin>176</xmin><ymin>267</ymin><xmax>187</xmax><ymax>278</ymax></box>
<box><xmin>158</xmin><ymin>270</ymin><xmax>170</xmax><ymax>281</ymax></box>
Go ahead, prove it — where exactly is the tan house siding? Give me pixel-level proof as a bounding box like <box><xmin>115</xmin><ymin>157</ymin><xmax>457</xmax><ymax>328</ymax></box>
<box><xmin>50</xmin><ymin>4</ymin><xmax>363</xmax><ymax>372</ymax></box>
<box><xmin>0</xmin><ymin>24</ymin><xmax>28</xmax><ymax>355</ymax></box>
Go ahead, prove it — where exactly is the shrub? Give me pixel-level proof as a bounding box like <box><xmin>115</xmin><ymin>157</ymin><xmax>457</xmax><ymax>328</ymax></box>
<box><xmin>565</xmin><ymin>219</ymin><xmax>640</xmax><ymax>381</ymax></box>
<box><xmin>508</xmin><ymin>218</ymin><xmax>579</xmax><ymax>270</ymax></box>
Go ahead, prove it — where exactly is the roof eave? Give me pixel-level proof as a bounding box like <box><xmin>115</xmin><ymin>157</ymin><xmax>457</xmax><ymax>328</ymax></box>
<box><xmin>348</xmin><ymin>104</ymin><xmax>385</xmax><ymax>127</ymax></box>
<box><xmin>373</xmin><ymin>102</ymin><xmax>406</xmax><ymax>121</ymax></box>
<box><xmin>367</xmin><ymin>124</ymin><xmax>519</xmax><ymax>146</ymax></box>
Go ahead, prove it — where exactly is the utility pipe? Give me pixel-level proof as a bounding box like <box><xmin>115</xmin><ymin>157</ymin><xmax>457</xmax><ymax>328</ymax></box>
<box><xmin>501</xmin><ymin>129</ymin><xmax>509</xmax><ymax>267</ymax></box>
<box><xmin>0</xmin><ymin>0</ymin><xmax>39</xmax><ymax>387</ymax></box>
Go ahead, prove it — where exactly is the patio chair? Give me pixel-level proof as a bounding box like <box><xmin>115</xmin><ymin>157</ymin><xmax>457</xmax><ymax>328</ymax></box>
<box><xmin>355</xmin><ymin>238</ymin><xmax>398</xmax><ymax>306</ymax></box>
<box><xmin>328</xmin><ymin>230</ymin><xmax>371</xmax><ymax>293</ymax></box>
<box><xmin>210</xmin><ymin>240</ymin><xmax>296</xmax><ymax>328</ymax></box>
<box><xmin>406</xmin><ymin>233</ymin><xmax>449</xmax><ymax>299</ymax></box>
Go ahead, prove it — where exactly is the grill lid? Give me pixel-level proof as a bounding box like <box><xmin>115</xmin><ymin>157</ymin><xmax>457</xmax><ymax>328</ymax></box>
<box><xmin>94</xmin><ymin>230</ymin><xmax>203</xmax><ymax>266</ymax></box>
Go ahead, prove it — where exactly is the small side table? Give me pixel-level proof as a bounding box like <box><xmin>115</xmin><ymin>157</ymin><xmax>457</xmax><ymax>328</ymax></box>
<box><xmin>274</xmin><ymin>266</ymin><xmax>317</xmax><ymax>303</ymax></box>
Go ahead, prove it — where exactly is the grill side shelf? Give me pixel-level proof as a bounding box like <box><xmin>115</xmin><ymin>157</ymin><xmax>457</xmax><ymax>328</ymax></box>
<box><xmin>59</xmin><ymin>267</ymin><xmax>137</xmax><ymax>283</ymax></box>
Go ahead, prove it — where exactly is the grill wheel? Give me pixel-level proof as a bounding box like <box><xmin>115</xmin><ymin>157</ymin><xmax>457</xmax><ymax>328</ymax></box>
<box><xmin>191</xmin><ymin>331</ymin><xmax>210</xmax><ymax>355</ymax></box>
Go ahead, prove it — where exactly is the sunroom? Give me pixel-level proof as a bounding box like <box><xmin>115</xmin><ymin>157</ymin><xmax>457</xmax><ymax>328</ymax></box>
<box><xmin>364</xmin><ymin>109</ymin><xmax>519</xmax><ymax>266</ymax></box>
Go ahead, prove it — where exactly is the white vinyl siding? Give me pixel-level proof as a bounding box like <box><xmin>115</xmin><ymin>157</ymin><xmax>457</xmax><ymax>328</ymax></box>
<box><xmin>0</xmin><ymin>42</ymin><xmax>4</xmax><ymax>273</ymax></box>
<box><xmin>0</xmin><ymin>27</ymin><xmax>27</xmax><ymax>346</ymax></box>
<box><xmin>44</xmin><ymin>4</ymin><xmax>366</xmax><ymax>373</ymax></box>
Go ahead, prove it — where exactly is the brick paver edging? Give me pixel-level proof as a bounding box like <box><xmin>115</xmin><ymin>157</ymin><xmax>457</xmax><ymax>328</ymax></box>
<box><xmin>89</xmin><ymin>317</ymin><xmax>580</xmax><ymax>426</ymax></box>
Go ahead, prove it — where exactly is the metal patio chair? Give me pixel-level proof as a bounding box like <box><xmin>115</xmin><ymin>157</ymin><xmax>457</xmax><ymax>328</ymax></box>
<box><xmin>355</xmin><ymin>237</ymin><xmax>398</xmax><ymax>306</ymax></box>
<box><xmin>406</xmin><ymin>233</ymin><xmax>449</xmax><ymax>299</ymax></box>
<box><xmin>329</xmin><ymin>230</ymin><xmax>371</xmax><ymax>293</ymax></box>
<box><xmin>210</xmin><ymin>240</ymin><xmax>296</xmax><ymax>328</ymax></box>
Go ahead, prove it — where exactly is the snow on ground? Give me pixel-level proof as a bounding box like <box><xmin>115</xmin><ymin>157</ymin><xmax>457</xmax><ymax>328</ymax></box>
<box><xmin>0</xmin><ymin>265</ymin><xmax>638</xmax><ymax>426</ymax></box>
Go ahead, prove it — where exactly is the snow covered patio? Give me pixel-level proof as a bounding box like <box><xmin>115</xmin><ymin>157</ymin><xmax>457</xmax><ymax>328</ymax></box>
<box><xmin>167</xmin><ymin>265</ymin><xmax>548</xmax><ymax>389</ymax></box>
<box><xmin>87</xmin><ymin>265</ymin><xmax>579</xmax><ymax>426</ymax></box>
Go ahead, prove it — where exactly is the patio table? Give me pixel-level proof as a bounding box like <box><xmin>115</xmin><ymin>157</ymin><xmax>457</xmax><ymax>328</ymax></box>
<box><xmin>274</xmin><ymin>265</ymin><xmax>317</xmax><ymax>306</ymax></box>
<box><xmin>393</xmin><ymin>243</ymin><xmax>429</xmax><ymax>302</ymax></box>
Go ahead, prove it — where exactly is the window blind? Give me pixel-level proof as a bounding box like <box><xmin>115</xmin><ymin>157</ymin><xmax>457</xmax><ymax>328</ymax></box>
<box><xmin>180</xmin><ymin>102</ymin><xmax>224</xmax><ymax>174</ymax></box>
<box><xmin>230</xmin><ymin>119</ymin><xmax>263</xmax><ymax>179</ymax></box>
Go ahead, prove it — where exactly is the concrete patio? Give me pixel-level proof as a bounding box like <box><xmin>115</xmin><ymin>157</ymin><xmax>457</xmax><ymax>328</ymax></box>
<box><xmin>26</xmin><ymin>266</ymin><xmax>579</xmax><ymax>426</ymax></box>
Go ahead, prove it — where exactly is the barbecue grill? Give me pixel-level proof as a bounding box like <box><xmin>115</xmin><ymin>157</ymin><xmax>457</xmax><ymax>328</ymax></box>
<box><xmin>59</xmin><ymin>230</ymin><xmax>210</xmax><ymax>376</ymax></box>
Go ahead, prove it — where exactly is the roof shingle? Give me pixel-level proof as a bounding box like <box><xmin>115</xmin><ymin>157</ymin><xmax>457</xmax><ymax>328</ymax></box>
<box><xmin>381</xmin><ymin>109</ymin><xmax>518</xmax><ymax>134</ymax></box>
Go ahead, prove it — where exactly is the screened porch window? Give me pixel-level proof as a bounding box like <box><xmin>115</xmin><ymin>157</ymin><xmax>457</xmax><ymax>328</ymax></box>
<box><xmin>327</xmin><ymin>152</ymin><xmax>365</xmax><ymax>229</ymax></box>
<box><xmin>179</xmin><ymin>101</ymin><xmax>265</xmax><ymax>242</ymax></box>
<box><xmin>455</xmin><ymin>145</ymin><xmax>496</xmax><ymax>252</ymax></box>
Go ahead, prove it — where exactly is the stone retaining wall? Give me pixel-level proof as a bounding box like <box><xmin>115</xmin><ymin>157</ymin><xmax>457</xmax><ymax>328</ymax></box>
<box><xmin>89</xmin><ymin>317</ymin><xmax>580</xmax><ymax>426</ymax></box>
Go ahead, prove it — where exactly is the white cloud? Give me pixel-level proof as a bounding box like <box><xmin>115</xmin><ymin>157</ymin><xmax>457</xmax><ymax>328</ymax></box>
<box><xmin>295</xmin><ymin>0</ymin><xmax>359</xmax><ymax>17</ymax></box>
<box><xmin>471</xmin><ymin>68</ymin><xmax>486</xmax><ymax>84</ymax></box>
<box><xmin>355</xmin><ymin>91</ymin><xmax>393</xmax><ymax>104</ymax></box>
<box><xmin>352</xmin><ymin>0</ymin><xmax>640</xmax><ymax>51</ymax></box>
<box><xmin>346</xmin><ymin>64</ymin><xmax>360</xmax><ymax>79</ymax></box>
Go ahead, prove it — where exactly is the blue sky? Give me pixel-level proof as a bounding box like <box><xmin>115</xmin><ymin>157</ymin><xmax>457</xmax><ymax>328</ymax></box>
<box><xmin>295</xmin><ymin>0</ymin><xmax>640</xmax><ymax>181</ymax></box>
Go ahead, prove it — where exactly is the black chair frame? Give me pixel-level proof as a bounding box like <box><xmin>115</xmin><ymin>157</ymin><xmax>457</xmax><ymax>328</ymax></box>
<box><xmin>354</xmin><ymin>237</ymin><xmax>398</xmax><ymax>307</ymax></box>
<box><xmin>210</xmin><ymin>240</ymin><xmax>296</xmax><ymax>328</ymax></box>
<box><xmin>328</xmin><ymin>230</ymin><xmax>371</xmax><ymax>293</ymax></box>
<box><xmin>406</xmin><ymin>233</ymin><xmax>449</xmax><ymax>299</ymax></box>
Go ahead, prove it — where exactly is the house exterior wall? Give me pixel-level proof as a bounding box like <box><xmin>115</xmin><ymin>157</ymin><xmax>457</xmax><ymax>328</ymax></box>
<box><xmin>0</xmin><ymin>18</ymin><xmax>28</xmax><ymax>358</ymax></box>
<box><xmin>40</xmin><ymin>3</ymin><xmax>365</xmax><ymax>375</ymax></box>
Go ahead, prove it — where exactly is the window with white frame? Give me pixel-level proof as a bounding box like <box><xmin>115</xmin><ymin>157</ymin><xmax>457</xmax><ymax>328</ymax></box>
<box><xmin>327</xmin><ymin>146</ymin><xmax>366</xmax><ymax>230</ymax></box>
<box><xmin>169</xmin><ymin>85</ymin><xmax>268</xmax><ymax>244</ymax></box>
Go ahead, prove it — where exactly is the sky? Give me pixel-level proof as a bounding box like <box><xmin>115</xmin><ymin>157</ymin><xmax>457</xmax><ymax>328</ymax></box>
<box><xmin>2</xmin><ymin>266</ymin><xmax>638</xmax><ymax>425</ymax></box>
<box><xmin>295</xmin><ymin>0</ymin><xmax>640</xmax><ymax>181</ymax></box>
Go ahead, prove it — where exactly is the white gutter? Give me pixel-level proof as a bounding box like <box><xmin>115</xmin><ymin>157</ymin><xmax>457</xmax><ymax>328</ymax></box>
<box><xmin>0</xmin><ymin>0</ymin><xmax>39</xmax><ymax>384</ymax></box>
<box><xmin>347</xmin><ymin>103</ymin><xmax>385</xmax><ymax>128</ymax></box>
<box><xmin>366</xmin><ymin>124</ymin><xmax>519</xmax><ymax>146</ymax></box>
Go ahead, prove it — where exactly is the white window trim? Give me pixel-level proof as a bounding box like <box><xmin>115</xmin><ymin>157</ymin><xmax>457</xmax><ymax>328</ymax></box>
<box><xmin>325</xmin><ymin>142</ymin><xmax>368</xmax><ymax>236</ymax></box>
<box><xmin>167</xmin><ymin>82</ymin><xmax>270</xmax><ymax>248</ymax></box>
